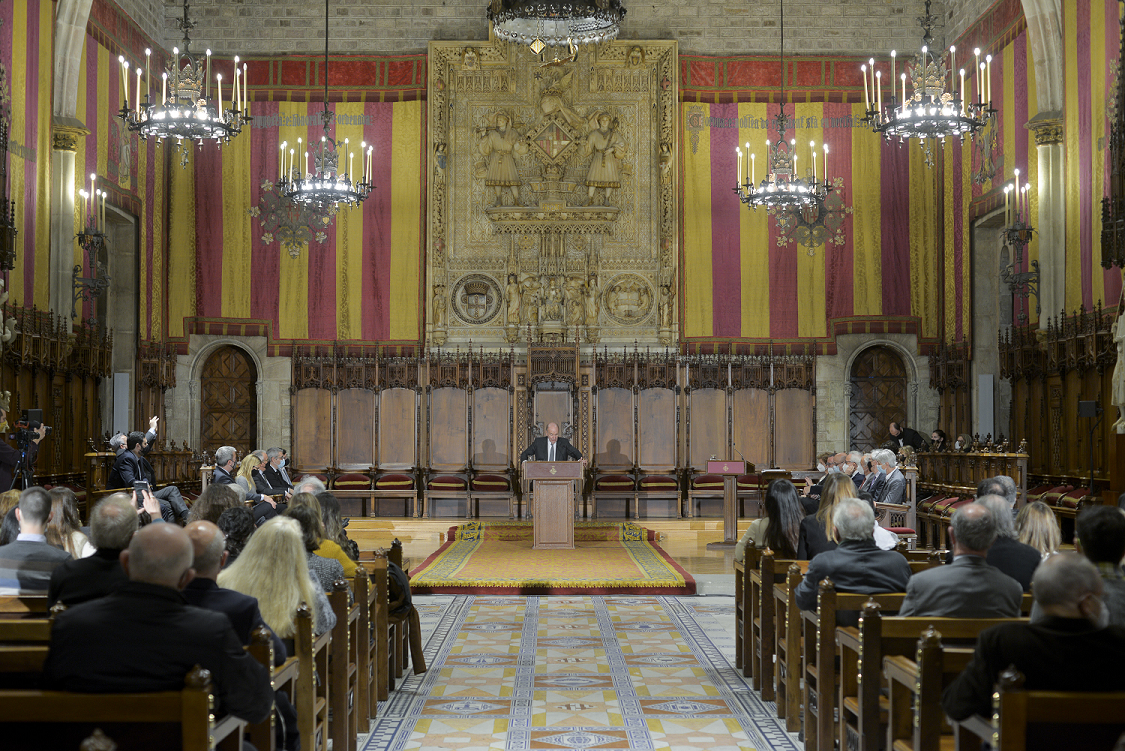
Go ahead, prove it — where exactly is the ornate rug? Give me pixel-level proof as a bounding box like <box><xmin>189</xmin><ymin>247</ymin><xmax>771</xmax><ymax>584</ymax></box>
<box><xmin>408</xmin><ymin>522</ymin><xmax>696</xmax><ymax>595</ymax></box>
<box><xmin>361</xmin><ymin>594</ymin><xmax>801</xmax><ymax>751</ymax></box>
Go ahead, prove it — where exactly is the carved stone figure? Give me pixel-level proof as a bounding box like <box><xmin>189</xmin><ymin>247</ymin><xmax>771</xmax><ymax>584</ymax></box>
<box><xmin>434</xmin><ymin>142</ymin><xmax>447</xmax><ymax>183</ymax></box>
<box><xmin>627</xmin><ymin>46</ymin><xmax>644</xmax><ymax>68</ymax></box>
<box><xmin>506</xmin><ymin>273</ymin><xmax>521</xmax><ymax>326</ymax></box>
<box><xmin>659</xmin><ymin>143</ymin><xmax>672</xmax><ymax>183</ymax></box>
<box><xmin>542</xmin><ymin>276</ymin><xmax>564</xmax><ymax>322</ymax></box>
<box><xmin>432</xmin><ymin>284</ymin><xmax>447</xmax><ymax>328</ymax></box>
<box><xmin>520</xmin><ymin>273</ymin><xmax>542</xmax><ymax>325</ymax></box>
<box><xmin>536</xmin><ymin>71</ymin><xmax>585</xmax><ymax>130</ymax></box>
<box><xmin>659</xmin><ymin>284</ymin><xmax>674</xmax><ymax>328</ymax></box>
<box><xmin>477</xmin><ymin>111</ymin><xmax>527</xmax><ymax>207</ymax></box>
<box><xmin>565</xmin><ymin>276</ymin><xmax>585</xmax><ymax>327</ymax></box>
<box><xmin>584</xmin><ymin>112</ymin><xmax>623</xmax><ymax>206</ymax></box>
<box><xmin>1114</xmin><ymin>319</ymin><xmax>1125</xmax><ymax>432</ymax></box>
<box><xmin>584</xmin><ymin>275</ymin><xmax>600</xmax><ymax>326</ymax></box>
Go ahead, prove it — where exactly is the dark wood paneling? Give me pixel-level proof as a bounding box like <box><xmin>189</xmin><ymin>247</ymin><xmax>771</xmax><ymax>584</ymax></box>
<box><xmin>638</xmin><ymin>388</ymin><xmax>676</xmax><ymax>470</ymax></box>
<box><xmin>429</xmin><ymin>387</ymin><xmax>468</xmax><ymax>469</ymax></box>
<box><xmin>732</xmin><ymin>389</ymin><xmax>769</xmax><ymax>468</ymax></box>
<box><xmin>774</xmin><ymin>389</ymin><xmax>814</xmax><ymax>469</ymax></box>
<box><xmin>595</xmin><ymin>388</ymin><xmax>633</xmax><ymax>468</ymax></box>
<box><xmin>473</xmin><ymin>387</ymin><xmax>510</xmax><ymax>468</ymax></box>
<box><xmin>378</xmin><ymin>388</ymin><xmax>417</xmax><ymax>469</ymax></box>
<box><xmin>689</xmin><ymin>389</ymin><xmax>727</xmax><ymax>468</ymax></box>
<box><xmin>293</xmin><ymin>388</ymin><xmax>333</xmax><ymax>470</ymax></box>
<box><xmin>335</xmin><ymin>389</ymin><xmax>375</xmax><ymax>470</ymax></box>
<box><xmin>533</xmin><ymin>390</ymin><xmax>573</xmax><ymax>439</ymax></box>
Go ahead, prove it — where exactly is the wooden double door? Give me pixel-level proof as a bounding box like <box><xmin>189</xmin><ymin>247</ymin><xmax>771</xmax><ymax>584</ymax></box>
<box><xmin>200</xmin><ymin>346</ymin><xmax>258</xmax><ymax>457</ymax></box>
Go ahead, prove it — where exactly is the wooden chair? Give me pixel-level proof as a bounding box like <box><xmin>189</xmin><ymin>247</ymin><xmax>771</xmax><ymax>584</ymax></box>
<box><xmin>883</xmin><ymin>629</ymin><xmax>975</xmax><ymax>751</ymax></box>
<box><xmin>328</xmin><ymin>579</ymin><xmax>359</xmax><ymax>751</ymax></box>
<box><xmin>294</xmin><ymin>604</ymin><xmax>330</xmax><ymax>751</ymax></box>
<box><xmin>353</xmin><ymin>564</ymin><xmax>377</xmax><ymax>725</ymax></box>
<box><xmin>772</xmin><ymin>562</ymin><xmax>807</xmax><ymax>732</ymax></box>
<box><xmin>0</xmin><ymin>665</ymin><xmax>247</xmax><ymax>750</ymax></box>
<box><xmin>245</xmin><ymin>625</ymin><xmax>300</xmax><ymax>751</ymax></box>
<box><xmin>836</xmin><ymin>603</ymin><xmax>1027</xmax><ymax>751</ymax></box>
<box><xmin>801</xmin><ymin>581</ymin><xmax>906</xmax><ymax>751</ymax></box>
<box><xmin>330</xmin><ymin>471</ymin><xmax>375</xmax><ymax>518</ymax></box>
<box><xmin>950</xmin><ymin>669</ymin><xmax>1125</xmax><ymax>751</ymax></box>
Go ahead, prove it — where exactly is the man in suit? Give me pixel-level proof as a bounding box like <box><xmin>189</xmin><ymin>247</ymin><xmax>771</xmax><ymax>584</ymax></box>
<box><xmin>889</xmin><ymin>421</ymin><xmax>925</xmax><ymax>451</ymax></box>
<box><xmin>48</xmin><ymin>493</ymin><xmax>136</xmax><ymax>607</ymax></box>
<box><xmin>108</xmin><ymin>430</ymin><xmax>189</xmax><ymax>523</ymax></box>
<box><xmin>1067</xmin><ymin>506</ymin><xmax>1125</xmax><ymax>625</ymax></box>
<box><xmin>899</xmin><ymin>502</ymin><xmax>1022</xmax><ymax>618</ymax></box>
<box><xmin>211</xmin><ymin>445</ymin><xmax>280</xmax><ymax>524</ymax></box>
<box><xmin>259</xmin><ymin>447</ymin><xmax>293</xmax><ymax>494</ymax></box>
<box><xmin>794</xmin><ymin>496</ymin><xmax>912</xmax><ymax>626</ymax></box>
<box><xmin>942</xmin><ymin>553</ymin><xmax>1125</xmax><ymax>722</ymax></box>
<box><xmin>250</xmin><ymin>449</ymin><xmax>292</xmax><ymax>499</ymax></box>
<box><xmin>43</xmin><ymin>523</ymin><xmax>273</xmax><ymax>724</ymax></box>
<box><xmin>519</xmin><ymin>423</ymin><xmax>585</xmax><ymax>464</ymax></box>
<box><xmin>844</xmin><ymin>450</ymin><xmax>866</xmax><ymax>488</ymax></box>
<box><xmin>873</xmin><ymin>448</ymin><xmax>907</xmax><ymax>505</ymax></box>
<box><xmin>859</xmin><ymin>452</ymin><xmax>885</xmax><ymax>501</ymax></box>
<box><xmin>0</xmin><ymin>486</ymin><xmax>71</xmax><ymax>594</ymax></box>
<box><xmin>109</xmin><ymin>415</ymin><xmax>159</xmax><ymax>456</ymax></box>
<box><xmin>956</xmin><ymin>493</ymin><xmax>1041</xmax><ymax>591</ymax></box>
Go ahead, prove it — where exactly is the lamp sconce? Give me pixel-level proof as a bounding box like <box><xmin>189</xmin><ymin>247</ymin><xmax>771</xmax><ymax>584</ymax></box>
<box><xmin>1000</xmin><ymin>221</ymin><xmax>1040</xmax><ymax>319</ymax></box>
<box><xmin>73</xmin><ymin>225</ymin><xmax>110</xmax><ymax>325</ymax></box>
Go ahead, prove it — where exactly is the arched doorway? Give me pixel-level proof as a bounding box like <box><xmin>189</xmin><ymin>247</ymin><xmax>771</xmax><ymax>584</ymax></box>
<box><xmin>200</xmin><ymin>345</ymin><xmax>258</xmax><ymax>457</ymax></box>
<box><xmin>849</xmin><ymin>345</ymin><xmax>908</xmax><ymax>451</ymax></box>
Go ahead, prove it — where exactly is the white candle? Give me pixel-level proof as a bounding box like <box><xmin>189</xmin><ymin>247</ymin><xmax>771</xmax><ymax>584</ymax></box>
<box><xmin>986</xmin><ymin>55</ymin><xmax>992</xmax><ymax>103</ymax></box>
<box><xmin>869</xmin><ymin>58</ymin><xmax>876</xmax><ymax>102</ymax></box>
<box><xmin>949</xmin><ymin>46</ymin><xmax>955</xmax><ymax>94</ymax></box>
<box><xmin>145</xmin><ymin>48</ymin><xmax>151</xmax><ymax>94</ymax></box>
<box><xmin>810</xmin><ymin>141</ymin><xmax>816</xmax><ymax>183</ymax></box>
<box><xmin>297</xmin><ymin>138</ymin><xmax>303</xmax><ymax>174</ymax></box>
<box><xmin>216</xmin><ymin>74</ymin><xmax>223</xmax><ymax>116</ymax></box>
<box><xmin>901</xmin><ymin>72</ymin><xmax>907</xmax><ymax>113</ymax></box>
<box><xmin>823</xmin><ymin>143</ymin><xmax>828</xmax><ymax>183</ymax></box>
<box><xmin>751</xmin><ymin>153</ymin><xmax>756</xmax><ymax>186</ymax></box>
<box><xmin>135</xmin><ymin>68</ymin><xmax>142</xmax><ymax>116</ymax></box>
<box><xmin>289</xmin><ymin>149</ymin><xmax>295</xmax><ymax>181</ymax></box>
<box><xmin>890</xmin><ymin>51</ymin><xmax>896</xmax><ymax>102</ymax></box>
<box><xmin>736</xmin><ymin>147</ymin><xmax>742</xmax><ymax>186</ymax></box>
<box><xmin>876</xmin><ymin>70</ymin><xmax>882</xmax><ymax>113</ymax></box>
<box><xmin>233</xmin><ymin>56</ymin><xmax>240</xmax><ymax>111</ymax></box>
<box><xmin>162</xmin><ymin>72</ymin><xmax>167</xmax><ymax>105</ymax></box>
<box><xmin>349</xmin><ymin>151</ymin><xmax>354</xmax><ymax>181</ymax></box>
<box><xmin>206</xmin><ymin>50</ymin><xmax>211</xmax><ymax>99</ymax></box>
<box><xmin>974</xmin><ymin>48</ymin><xmax>981</xmax><ymax>99</ymax></box>
<box><xmin>959</xmin><ymin>69</ymin><xmax>965</xmax><ymax>114</ymax></box>
<box><xmin>862</xmin><ymin>64</ymin><xmax>869</xmax><ymax>110</ymax></box>
<box><xmin>1005</xmin><ymin>185</ymin><xmax>1011</xmax><ymax>224</ymax></box>
<box><xmin>367</xmin><ymin>147</ymin><xmax>373</xmax><ymax>184</ymax></box>
<box><xmin>344</xmin><ymin>138</ymin><xmax>350</xmax><ymax>178</ymax></box>
<box><xmin>279</xmin><ymin>142</ymin><xmax>286</xmax><ymax>179</ymax></box>
<box><xmin>242</xmin><ymin>63</ymin><xmax>248</xmax><ymax>111</ymax></box>
<box><xmin>1014</xmin><ymin>168</ymin><xmax>1019</xmax><ymax>202</ymax></box>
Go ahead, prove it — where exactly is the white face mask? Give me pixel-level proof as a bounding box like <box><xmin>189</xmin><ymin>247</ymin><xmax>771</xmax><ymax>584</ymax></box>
<box><xmin>816</xmin><ymin>463</ymin><xmax>826</xmax><ymax>472</ymax></box>
<box><xmin>954</xmin><ymin>441</ymin><xmax>963</xmax><ymax>450</ymax></box>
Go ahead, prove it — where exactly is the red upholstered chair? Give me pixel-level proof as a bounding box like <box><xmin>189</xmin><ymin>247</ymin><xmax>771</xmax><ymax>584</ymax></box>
<box><xmin>1040</xmin><ymin>484</ymin><xmax>1075</xmax><ymax>507</ymax></box>
<box><xmin>875</xmin><ymin>502</ymin><xmax>917</xmax><ymax>548</ymax></box>
<box><xmin>1024</xmin><ymin>484</ymin><xmax>1057</xmax><ymax>504</ymax></box>
<box><xmin>330</xmin><ymin>472</ymin><xmax>374</xmax><ymax>517</ymax></box>
<box><xmin>370</xmin><ymin>471</ymin><xmax>419</xmax><ymax>518</ymax></box>
<box><xmin>636</xmin><ymin>473</ymin><xmax>681</xmax><ymax>518</ymax></box>
<box><xmin>736</xmin><ymin>471</ymin><xmax>762</xmax><ymax>518</ymax></box>
<box><xmin>685</xmin><ymin>472</ymin><xmax>724</xmax><ymax>518</ymax></box>
<box><xmin>591</xmin><ymin>473</ymin><xmax>636</xmax><ymax>520</ymax></box>
<box><xmin>424</xmin><ymin>473</ymin><xmax>469</xmax><ymax>518</ymax></box>
<box><xmin>469</xmin><ymin>470</ymin><xmax>515</xmax><ymax>519</ymax></box>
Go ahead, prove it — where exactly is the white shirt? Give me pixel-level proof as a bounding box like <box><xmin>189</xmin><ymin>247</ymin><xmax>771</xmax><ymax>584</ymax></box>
<box><xmin>548</xmin><ymin>440</ymin><xmax>556</xmax><ymax>462</ymax></box>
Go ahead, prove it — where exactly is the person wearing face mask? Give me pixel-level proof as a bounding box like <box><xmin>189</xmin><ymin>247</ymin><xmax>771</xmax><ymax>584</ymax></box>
<box><xmin>843</xmin><ymin>451</ymin><xmax>866</xmax><ymax>487</ymax></box>
<box><xmin>954</xmin><ymin>433</ymin><xmax>972</xmax><ymax>452</ymax></box>
<box><xmin>930</xmin><ymin>429</ymin><xmax>947</xmax><ymax>452</ymax></box>
<box><xmin>858</xmin><ymin>452</ymin><xmax>885</xmax><ymax>501</ymax></box>
<box><xmin>260</xmin><ymin>447</ymin><xmax>293</xmax><ymax>494</ymax></box>
<box><xmin>941</xmin><ymin>553</ymin><xmax>1125</xmax><ymax>722</ymax></box>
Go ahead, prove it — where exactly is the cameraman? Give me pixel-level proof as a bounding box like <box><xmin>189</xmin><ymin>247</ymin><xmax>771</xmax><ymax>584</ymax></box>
<box><xmin>0</xmin><ymin>395</ymin><xmax>46</xmax><ymax>491</ymax></box>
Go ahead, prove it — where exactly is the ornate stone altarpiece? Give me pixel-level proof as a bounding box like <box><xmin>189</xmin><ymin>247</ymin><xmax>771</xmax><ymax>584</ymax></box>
<box><xmin>427</xmin><ymin>40</ymin><xmax>679</xmax><ymax>349</ymax></box>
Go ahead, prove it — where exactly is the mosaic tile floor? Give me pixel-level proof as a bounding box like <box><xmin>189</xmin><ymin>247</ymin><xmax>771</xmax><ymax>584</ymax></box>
<box><xmin>360</xmin><ymin>595</ymin><xmax>801</xmax><ymax>751</ymax></box>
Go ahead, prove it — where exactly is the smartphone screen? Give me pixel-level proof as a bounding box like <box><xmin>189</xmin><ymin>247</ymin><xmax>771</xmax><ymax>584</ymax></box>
<box><xmin>133</xmin><ymin>480</ymin><xmax>150</xmax><ymax>506</ymax></box>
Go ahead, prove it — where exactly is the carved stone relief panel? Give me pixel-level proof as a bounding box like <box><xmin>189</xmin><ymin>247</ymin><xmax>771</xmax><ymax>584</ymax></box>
<box><xmin>427</xmin><ymin>40</ymin><xmax>679</xmax><ymax>348</ymax></box>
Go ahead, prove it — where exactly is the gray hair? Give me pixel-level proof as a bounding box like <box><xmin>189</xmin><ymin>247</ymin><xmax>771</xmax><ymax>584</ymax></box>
<box><xmin>846</xmin><ymin>450</ymin><xmax>863</xmax><ymax>466</ymax></box>
<box><xmin>109</xmin><ymin>433</ymin><xmax>127</xmax><ymax>450</ymax></box>
<box><xmin>832</xmin><ymin>496</ymin><xmax>876</xmax><ymax>542</ymax></box>
<box><xmin>976</xmin><ymin>494</ymin><xmax>1018</xmax><ymax>539</ymax></box>
<box><xmin>977</xmin><ymin>475</ymin><xmax>1017</xmax><ymax>508</ymax></box>
<box><xmin>215</xmin><ymin>446</ymin><xmax>236</xmax><ymax>467</ymax></box>
<box><xmin>1032</xmin><ymin>552</ymin><xmax>1103</xmax><ymax>609</ymax></box>
<box><xmin>950</xmin><ymin>502</ymin><xmax>997</xmax><ymax>552</ymax></box>
<box><xmin>266</xmin><ymin>447</ymin><xmax>283</xmax><ymax>461</ymax></box>
<box><xmin>250</xmin><ymin>449</ymin><xmax>266</xmax><ymax>463</ymax></box>
<box><xmin>90</xmin><ymin>493</ymin><xmax>139</xmax><ymax>550</ymax></box>
<box><xmin>295</xmin><ymin>475</ymin><xmax>326</xmax><ymax>495</ymax></box>
<box><xmin>873</xmin><ymin>448</ymin><xmax>897</xmax><ymax>469</ymax></box>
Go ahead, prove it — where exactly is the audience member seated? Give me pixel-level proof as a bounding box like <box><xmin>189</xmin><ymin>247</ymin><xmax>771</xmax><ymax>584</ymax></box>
<box><xmin>238</xmin><ymin>451</ymin><xmax>290</xmax><ymax>515</ymax></box>
<box><xmin>843</xmin><ymin>450</ymin><xmax>866</xmax><ymax>488</ymax></box>
<box><xmin>0</xmin><ymin>487</ymin><xmax>72</xmax><ymax>594</ymax></box>
<box><xmin>794</xmin><ymin>496</ymin><xmax>912</xmax><ymax>626</ymax></box>
<box><xmin>48</xmin><ymin>493</ymin><xmax>136</xmax><ymax>608</ymax></box>
<box><xmin>1064</xmin><ymin>506</ymin><xmax>1125</xmax><ymax>626</ymax></box>
<box><xmin>954</xmin><ymin>433</ymin><xmax>972</xmax><ymax>452</ymax></box>
<box><xmin>107</xmin><ymin>430</ymin><xmax>188</xmax><ymax>523</ymax></box>
<box><xmin>858</xmin><ymin>452</ymin><xmax>885</xmax><ymax>500</ymax></box>
<box><xmin>1017</xmin><ymin>500</ymin><xmax>1062</xmax><ymax>559</ymax></box>
<box><xmin>250</xmin><ymin>449</ymin><xmax>293</xmax><ymax>498</ymax></box>
<box><xmin>43</xmin><ymin>523</ymin><xmax>273</xmax><ymax>724</ymax></box>
<box><xmin>211</xmin><ymin>446</ymin><xmax>280</xmax><ymax>525</ymax></box>
<box><xmin>930</xmin><ymin>428</ymin><xmax>948</xmax><ymax>452</ymax></box>
<box><xmin>314</xmin><ymin>492</ymin><xmax>359</xmax><ymax>575</ymax></box>
<box><xmin>736</xmin><ymin>479</ymin><xmax>802</xmax><ymax>562</ymax></box>
<box><xmin>798</xmin><ymin>474</ymin><xmax>898</xmax><ymax>559</ymax></box>
<box><xmin>216</xmin><ymin>506</ymin><xmax>255</xmax><ymax>567</ymax></box>
<box><xmin>899</xmin><ymin>502</ymin><xmax>1022</xmax><ymax>618</ymax></box>
<box><xmin>958</xmin><ymin>492</ymin><xmax>1041</xmax><ymax>591</ymax></box>
<box><xmin>0</xmin><ymin>506</ymin><xmax>19</xmax><ymax>546</ymax></box>
<box><xmin>294</xmin><ymin>475</ymin><xmax>327</xmax><ymax>495</ymax></box>
<box><xmin>45</xmin><ymin>487</ymin><xmax>94</xmax><ymax>559</ymax></box>
<box><xmin>942</xmin><ymin>553</ymin><xmax>1125</xmax><ymax>721</ymax></box>
<box><xmin>218</xmin><ymin>516</ymin><xmax>336</xmax><ymax>638</ymax></box>
<box><xmin>187</xmin><ymin>483</ymin><xmax>241</xmax><ymax>525</ymax></box>
<box><xmin>873</xmin><ymin>448</ymin><xmax>907</xmax><ymax>505</ymax></box>
<box><xmin>260</xmin><ymin>447</ymin><xmax>294</xmax><ymax>493</ymax></box>
<box><xmin>286</xmin><ymin>497</ymin><xmax>349</xmax><ymax>593</ymax></box>
<box><xmin>109</xmin><ymin>415</ymin><xmax>158</xmax><ymax>456</ymax></box>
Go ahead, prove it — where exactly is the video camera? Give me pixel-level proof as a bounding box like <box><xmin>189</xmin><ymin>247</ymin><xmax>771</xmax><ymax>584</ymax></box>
<box><xmin>11</xmin><ymin>408</ymin><xmax>51</xmax><ymax>449</ymax></box>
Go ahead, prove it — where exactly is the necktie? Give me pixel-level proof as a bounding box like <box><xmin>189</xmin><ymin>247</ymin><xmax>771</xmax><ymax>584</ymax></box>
<box><xmin>549</xmin><ymin>442</ymin><xmax>555</xmax><ymax>462</ymax></box>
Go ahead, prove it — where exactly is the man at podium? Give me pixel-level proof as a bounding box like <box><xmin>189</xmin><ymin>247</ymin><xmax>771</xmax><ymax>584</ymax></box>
<box><xmin>519</xmin><ymin>423</ymin><xmax>585</xmax><ymax>464</ymax></box>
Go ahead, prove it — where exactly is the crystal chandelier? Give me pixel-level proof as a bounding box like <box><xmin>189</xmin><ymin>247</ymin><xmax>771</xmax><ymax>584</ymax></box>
<box><xmin>277</xmin><ymin>0</ymin><xmax>373</xmax><ymax>213</ymax></box>
<box><xmin>120</xmin><ymin>0</ymin><xmax>249</xmax><ymax>167</ymax></box>
<box><xmin>863</xmin><ymin>0</ymin><xmax>993</xmax><ymax>160</ymax></box>
<box><xmin>733</xmin><ymin>0</ymin><xmax>832</xmax><ymax>214</ymax></box>
<box><xmin>487</xmin><ymin>0</ymin><xmax>626</xmax><ymax>54</ymax></box>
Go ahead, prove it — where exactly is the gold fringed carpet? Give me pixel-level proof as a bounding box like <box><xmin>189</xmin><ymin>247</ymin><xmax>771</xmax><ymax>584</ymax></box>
<box><xmin>408</xmin><ymin>522</ymin><xmax>696</xmax><ymax>596</ymax></box>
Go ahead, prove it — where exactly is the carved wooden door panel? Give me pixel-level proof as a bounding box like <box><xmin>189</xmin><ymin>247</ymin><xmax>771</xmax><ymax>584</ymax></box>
<box><xmin>849</xmin><ymin>346</ymin><xmax>907</xmax><ymax>451</ymax></box>
<box><xmin>200</xmin><ymin>346</ymin><xmax>258</xmax><ymax>457</ymax></box>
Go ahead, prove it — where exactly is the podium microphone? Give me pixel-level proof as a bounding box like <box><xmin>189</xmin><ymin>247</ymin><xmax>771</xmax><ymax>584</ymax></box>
<box><xmin>732</xmin><ymin>444</ymin><xmax>748</xmax><ymax>465</ymax></box>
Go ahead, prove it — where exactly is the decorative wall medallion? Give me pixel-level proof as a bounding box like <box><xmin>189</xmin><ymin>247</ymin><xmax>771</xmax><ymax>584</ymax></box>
<box><xmin>603</xmin><ymin>274</ymin><xmax>653</xmax><ymax>325</ymax></box>
<box><xmin>451</xmin><ymin>274</ymin><xmax>503</xmax><ymax>325</ymax></box>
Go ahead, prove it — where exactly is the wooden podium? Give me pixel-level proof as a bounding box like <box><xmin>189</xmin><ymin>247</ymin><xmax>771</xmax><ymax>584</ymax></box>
<box><xmin>704</xmin><ymin>459</ymin><xmax>746</xmax><ymax>549</ymax></box>
<box><xmin>523</xmin><ymin>460</ymin><xmax>583</xmax><ymax>550</ymax></box>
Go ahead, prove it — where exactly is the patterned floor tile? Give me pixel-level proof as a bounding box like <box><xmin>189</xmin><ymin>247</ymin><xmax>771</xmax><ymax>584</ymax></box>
<box><xmin>528</xmin><ymin>729</ymin><xmax>631</xmax><ymax>748</ymax></box>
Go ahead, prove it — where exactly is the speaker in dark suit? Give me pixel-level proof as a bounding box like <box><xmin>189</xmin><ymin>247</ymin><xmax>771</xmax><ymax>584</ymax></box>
<box><xmin>519</xmin><ymin>424</ymin><xmax>583</xmax><ymax>462</ymax></box>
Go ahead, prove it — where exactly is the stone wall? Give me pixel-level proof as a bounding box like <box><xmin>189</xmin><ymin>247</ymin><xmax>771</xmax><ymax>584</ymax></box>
<box><xmin>117</xmin><ymin>0</ymin><xmax>942</xmax><ymax>57</ymax></box>
<box><xmin>815</xmin><ymin>334</ymin><xmax>940</xmax><ymax>454</ymax></box>
<box><xmin>944</xmin><ymin>0</ymin><xmax>999</xmax><ymax>45</ymax></box>
<box><xmin>164</xmin><ymin>335</ymin><xmax>292</xmax><ymax>455</ymax></box>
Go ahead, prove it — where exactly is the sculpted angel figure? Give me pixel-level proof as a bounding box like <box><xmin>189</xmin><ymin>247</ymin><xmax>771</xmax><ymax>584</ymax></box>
<box><xmin>477</xmin><ymin>111</ymin><xmax>527</xmax><ymax>207</ymax></box>
<box><xmin>506</xmin><ymin>273</ymin><xmax>522</xmax><ymax>326</ymax></box>
<box><xmin>583</xmin><ymin>112</ymin><xmax>624</xmax><ymax>206</ymax></box>
<box><xmin>584</xmin><ymin>274</ymin><xmax>600</xmax><ymax>327</ymax></box>
<box><xmin>520</xmin><ymin>273</ymin><xmax>542</xmax><ymax>325</ymax></box>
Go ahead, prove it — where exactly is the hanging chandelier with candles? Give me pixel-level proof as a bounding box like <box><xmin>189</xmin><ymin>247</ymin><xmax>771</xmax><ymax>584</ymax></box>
<box><xmin>487</xmin><ymin>0</ymin><xmax>626</xmax><ymax>55</ymax></box>
<box><xmin>733</xmin><ymin>0</ymin><xmax>832</xmax><ymax>214</ymax></box>
<box><xmin>862</xmin><ymin>0</ymin><xmax>993</xmax><ymax>156</ymax></box>
<box><xmin>1000</xmin><ymin>167</ymin><xmax>1040</xmax><ymax>316</ymax></box>
<box><xmin>276</xmin><ymin>0</ymin><xmax>373</xmax><ymax>213</ymax></box>
<box><xmin>120</xmin><ymin>0</ymin><xmax>249</xmax><ymax>166</ymax></box>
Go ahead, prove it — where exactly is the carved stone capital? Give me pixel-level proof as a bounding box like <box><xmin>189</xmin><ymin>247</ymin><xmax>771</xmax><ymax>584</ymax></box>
<box><xmin>1026</xmin><ymin>112</ymin><xmax>1063</xmax><ymax>146</ymax></box>
<box><xmin>52</xmin><ymin>118</ymin><xmax>89</xmax><ymax>153</ymax></box>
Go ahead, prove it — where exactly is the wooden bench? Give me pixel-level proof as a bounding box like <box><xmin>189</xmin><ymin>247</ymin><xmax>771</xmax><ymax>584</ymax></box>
<box><xmin>0</xmin><ymin>595</ymin><xmax>49</xmax><ymax>619</ymax></box>
<box><xmin>353</xmin><ymin>563</ymin><xmax>377</xmax><ymax>726</ymax></box>
<box><xmin>801</xmin><ymin>581</ymin><xmax>906</xmax><ymax>751</ymax></box>
<box><xmin>359</xmin><ymin>549</ymin><xmax>392</xmax><ymax>702</ymax></box>
<box><xmin>771</xmin><ymin>562</ymin><xmax>807</xmax><ymax>732</ymax></box>
<box><xmin>328</xmin><ymin>579</ymin><xmax>359</xmax><ymax>751</ymax></box>
<box><xmin>950</xmin><ymin>669</ymin><xmax>1125</xmax><ymax>751</ymax></box>
<box><xmin>0</xmin><ymin>615</ymin><xmax>54</xmax><ymax>687</ymax></box>
<box><xmin>732</xmin><ymin>546</ymin><xmax>761</xmax><ymax>675</ymax></box>
<box><xmin>749</xmin><ymin>549</ymin><xmax>802</xmax><ymax>694</ymax></box>
<box><xmin>245</xmin><ymin>624</ymin><xmax>301</xmax><ymax>751</ymax></box>
<box><xmin>884</xmin><ymin>629</ymin><xmax>975</xmax><ymax>751</ymax></box>
<box><xmin>0</xmin><ymin>664</ymin><xmax>247</xmax><ymax>750</ymax></box>
<box><xmin>294</xmin><ymin>603</ymin><xmax>330</xmax><ymax>751</ymax></box>
<box><xmin>836</xmin><ymin>603</ymin><xmax>1028</xmax><ymax>751</ymax></box>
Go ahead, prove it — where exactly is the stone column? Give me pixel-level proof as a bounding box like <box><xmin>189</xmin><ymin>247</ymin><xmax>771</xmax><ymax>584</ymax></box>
<box><xmin>49</xmin><ymin>123</ymin><xmax>87</xmax><ymax>326</ymax></box>
<box><xmin>1027</xmin><ymin>116</ymin><xmax>1064</xmax><ymax>329</ymax></box>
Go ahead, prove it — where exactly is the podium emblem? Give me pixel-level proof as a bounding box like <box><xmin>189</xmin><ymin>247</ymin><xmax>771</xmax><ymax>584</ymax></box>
<box><xmin>549</xmin><ymin>466</ymin><xmax>557</xmax><ymax>475</ymax></box>
<box><xmin>723</xmin><ymin>464</ymin><xmax>729</xmax><ymax>472</ymax></box>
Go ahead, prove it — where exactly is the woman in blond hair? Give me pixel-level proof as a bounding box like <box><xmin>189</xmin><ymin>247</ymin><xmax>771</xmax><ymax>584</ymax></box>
<box><xmin>218</xmin><ymin>516</ymin><xmax>335</xmax><ymax>639</ymax></box>
<box><xmin>798</xmin><ymin>474</ymin><xmax>898</xmax><ymax>559</ymax></box>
